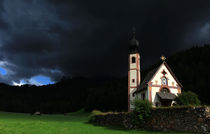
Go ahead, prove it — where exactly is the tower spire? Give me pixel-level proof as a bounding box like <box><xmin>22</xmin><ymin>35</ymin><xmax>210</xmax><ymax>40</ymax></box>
<box><xmin>132</xmin><ymin>26</ymin><xmax>136</xmax><ymax>38</ymax></box>
<box><xmin>129</xmin><ymin>26</ymin><xmax>139</xmax><ymax>53</ymax></box>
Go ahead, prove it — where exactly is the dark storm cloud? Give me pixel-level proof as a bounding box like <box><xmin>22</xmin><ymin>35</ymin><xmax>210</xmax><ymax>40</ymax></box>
<box><xmin>0</xmin><ymin>0</ymin><xmax>210</xmax><ymax>84</ymax></box>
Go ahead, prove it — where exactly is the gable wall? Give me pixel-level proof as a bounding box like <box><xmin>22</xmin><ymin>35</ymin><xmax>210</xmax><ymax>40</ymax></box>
<box><xmin>151</xmin><ymin>63</ymin><xmax>178</xmax><ymax>88</ymax></box>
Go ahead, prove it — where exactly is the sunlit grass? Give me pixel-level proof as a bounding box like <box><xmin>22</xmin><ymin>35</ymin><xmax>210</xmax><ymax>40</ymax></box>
<box><xmin>0</xmin><ymin>111</ymin><xmax>193</xmax><ymax>134</ymax></box>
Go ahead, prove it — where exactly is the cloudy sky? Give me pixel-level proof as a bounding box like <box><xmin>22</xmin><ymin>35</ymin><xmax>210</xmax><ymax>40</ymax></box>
<box><xmin>0</xmin><ymin>0</ymin><xmax>210</xmax><ymax>85</ymax></box>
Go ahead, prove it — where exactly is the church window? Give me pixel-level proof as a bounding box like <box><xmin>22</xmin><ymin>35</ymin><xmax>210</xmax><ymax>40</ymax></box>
<box><xmin>132</xmin><ymin>79</ymin><xmax>135</xmax><ymax>83</ymax></box>
<box><xmin>131</xmin><ymin>57</ymin><xmax>136</xmax><ymax>63</ymax></box>
<box><xmin>161</xmin><ymin>77</ymin><xmax>167</xmax><ymax>85</ymax></box>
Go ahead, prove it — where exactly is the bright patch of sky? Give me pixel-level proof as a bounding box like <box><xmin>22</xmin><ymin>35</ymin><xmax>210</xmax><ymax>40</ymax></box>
<box><xmin>13</xmin><ymin>79</ymin><xmax>26</xmax><ymax>86</ymax></box>
<box><xmin>13</xmin><ymin>75</ymin><xmax>54</xmax><ymax>86</ymax></box>
<box><xmin>0</xmin><ymin>67</ymin><xmax>7</xmax><ymax>75</ymax></box>
<box><xmin>29</xmin><ymin>75</ymin><xmax>54</xmax><ymax>86</ymax></box>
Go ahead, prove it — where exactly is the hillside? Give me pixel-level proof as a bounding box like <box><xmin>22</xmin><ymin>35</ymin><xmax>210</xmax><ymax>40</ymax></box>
<box><xmin>0</xmin><ymin>77</ymin><xmax>93</xmax><ymax>113</ymax></box>
<box><xmin>0</xmin><ymin>45</ymin><xmax>209</xmax><ymax>113</ymax></box>
<box><xmin>166</xmin><ymin>45</ymin><xmax>210</xmax><ymax>104</ymax></box>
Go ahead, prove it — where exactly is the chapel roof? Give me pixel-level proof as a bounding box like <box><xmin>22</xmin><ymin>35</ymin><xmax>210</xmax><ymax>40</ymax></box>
<box><xmin>137</xmin><ymin>67</ymin><xmax>158</xmax><ymax>91</ymax></box>
<box><xmin>156</xmin><ymin>92</ymin><xmax>176</xmax><ymax>100</ymax></box>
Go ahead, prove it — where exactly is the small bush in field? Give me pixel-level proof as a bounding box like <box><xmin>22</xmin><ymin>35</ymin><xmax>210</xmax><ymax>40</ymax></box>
<box><xmin>130</xmin><ymin>99</ymin><xmax>152</xmax><ymax>125</ymax></box>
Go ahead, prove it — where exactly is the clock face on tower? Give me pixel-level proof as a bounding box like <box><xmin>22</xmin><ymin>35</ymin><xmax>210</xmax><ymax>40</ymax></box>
<box><xmin>161</xmin><ymin>77</ymin><xmax>167</xmax><ymax>85</ymax></box>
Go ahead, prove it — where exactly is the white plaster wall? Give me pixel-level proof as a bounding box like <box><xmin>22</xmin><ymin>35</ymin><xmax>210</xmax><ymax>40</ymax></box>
<box><xmin>151</xmin><ymin>87</ymin><xmax>160</xmax><ymax>105</ymax></box>
<box><xmin>130</xmin><ymin>70</ymin><xmax>137</xmax><ymax>87</ymax></box>
<box><xmin>170</xmin><ymin>87</ymin><xmax>179</xmax><ymax>95</ymax></box>
<box><xmin>149</xmin><ymin>63</ymin><xmax>181</xmax><ymax>106</ymax></box>
<box><xmin>129</xmin><ymin>53</ymin><xmax>140</xmax><ymax>110</ymax></box>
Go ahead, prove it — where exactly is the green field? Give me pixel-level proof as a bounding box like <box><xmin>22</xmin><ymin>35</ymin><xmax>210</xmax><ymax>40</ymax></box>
<box><xmin>0</xmin><ymin>111</ymin><xmax>192</xmax><ymax>134</ymax></box>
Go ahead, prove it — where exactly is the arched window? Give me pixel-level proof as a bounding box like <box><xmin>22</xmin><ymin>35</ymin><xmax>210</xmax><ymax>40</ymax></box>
<box><xmin>132</xmin><ymin>57</ymin><xmax>136</xmax><ymax>63</ymax></box>
<box><xmin>161</xmin><ymin>88</ymin><xmax>170</xmax><ymax>93</ymax></box>
<box><xmin>161</xmin><ymin>77</ymin><xmax>167</xmax><ymax>85</ymax></box>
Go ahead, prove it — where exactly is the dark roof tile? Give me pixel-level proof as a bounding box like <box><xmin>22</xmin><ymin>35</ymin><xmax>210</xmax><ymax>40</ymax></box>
<box><xmin>157</xmin><ymin>92</ymin><xmax>176</xmax><ymax>100</ymax></box>
<box><xmin>137</xmin><ymin>67</ymin><xmax>158</xmax><ymax>91</ymax></box>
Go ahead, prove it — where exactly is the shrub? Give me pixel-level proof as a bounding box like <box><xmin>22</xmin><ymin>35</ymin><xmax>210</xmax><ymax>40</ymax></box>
<box><xmin>130</xmin><ymin>99</ymin><xmax>152</xmax><ymax>126</ymax></box>
<box><xmin>175</xmin><ymin>91</ymin><xmax>201</xmax><ymax>106</ymax></box>
<box><xmin>89</xmin><ymin>110</ymin><xmax>104</xmax><ymax>123</ymax></box>
<box><xmin>90</xmin><ymin>110</ymin><xmax>104</xmax><ymax>116</ymax></box>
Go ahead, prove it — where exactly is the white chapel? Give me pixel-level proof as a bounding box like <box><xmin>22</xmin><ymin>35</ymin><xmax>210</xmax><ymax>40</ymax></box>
<box><xmin>128</xmin><ymin>30</ymin><xmax>182</xmax><ymax>111</ymax></box>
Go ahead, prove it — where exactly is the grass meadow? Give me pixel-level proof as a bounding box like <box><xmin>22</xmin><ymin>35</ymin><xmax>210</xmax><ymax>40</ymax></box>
<box><xmin>0</xmin><ymin>111</ymin><xmax>193</xmax><ymax>134</ymax></box>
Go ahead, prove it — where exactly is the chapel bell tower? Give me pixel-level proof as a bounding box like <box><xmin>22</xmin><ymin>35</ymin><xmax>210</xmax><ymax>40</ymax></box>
<box><xmin>128</xmin><ymin>28</ymin><xmax>140</xmax><ymax>111</ymax></box>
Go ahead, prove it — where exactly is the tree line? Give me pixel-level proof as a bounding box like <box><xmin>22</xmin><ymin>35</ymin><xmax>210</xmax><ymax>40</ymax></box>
<box><xmin>0</xmin><ymin>45</ymin><xmax>209</xmax><ymax>113</ymax></box>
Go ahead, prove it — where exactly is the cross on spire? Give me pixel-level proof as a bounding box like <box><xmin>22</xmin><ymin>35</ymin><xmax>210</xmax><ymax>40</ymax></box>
<box><xmin>160</xmin><ymin>55</ymin><xmax>166</xmax><ymax>61</ymax></box>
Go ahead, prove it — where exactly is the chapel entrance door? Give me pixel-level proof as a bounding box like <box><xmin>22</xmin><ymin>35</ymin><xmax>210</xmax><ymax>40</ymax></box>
<box><xmin>159</xmin><ymin>88</ymin><xmax>172</xmax><ymax>106</ymax></box>
<box><xmin>160</xmin><ymin>99</ymin><xmax>172</xmax><ymax>107</ymax></box>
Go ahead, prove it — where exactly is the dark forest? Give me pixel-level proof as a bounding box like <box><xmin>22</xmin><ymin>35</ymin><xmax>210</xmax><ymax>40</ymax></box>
<box><xmin>0</xmin><ymin>45</ymin><xmax>209</xmax><ymax>113</ymax></box>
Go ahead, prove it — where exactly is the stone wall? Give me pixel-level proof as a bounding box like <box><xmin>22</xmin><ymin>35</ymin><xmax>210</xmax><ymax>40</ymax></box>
<box><xmin>90</xmin><ymin>107</ymin><xmax>210</xmax><ymax>134</ymax></box>
<box><xmin>90</xmin><ymin>112</ymin><xmax>130</xmax><ymax>127</ymax></box>
<box><xmin>145</xmin><ymin>107</ymin><xmax>210</xmax><ymax>133</ymax></box>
